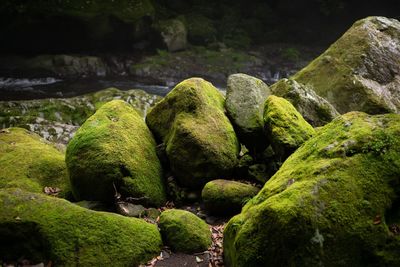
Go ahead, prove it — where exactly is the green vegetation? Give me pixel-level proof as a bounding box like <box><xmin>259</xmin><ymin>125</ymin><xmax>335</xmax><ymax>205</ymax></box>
<box><xmin>0</xmin><ymin>128</ymin><xmax>70</xmax><ymax>198</ymax></box>
<box><xmin>66</xmin><ymin>100</ymin><xmax>166</xmax><ymax>206</ymax></box>
<box><xmin>224</xmin><ymin>112</ymin><xmax>400</xmax><ymax>266</ymax></box>
<box><xmin>158</xmin><ymin>209</ymin><xmax>211</xmax><ymax>253</ymax></box>
<box><xmin>0</xmin><ymin>188</ymin><xmax>162</xmax><ymax>266</ymax></box>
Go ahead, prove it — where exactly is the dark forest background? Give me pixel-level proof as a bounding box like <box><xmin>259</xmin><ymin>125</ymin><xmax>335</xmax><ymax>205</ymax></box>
<box><xmin>1</xmin><ymin>0</ymin><xmax>399</xmax><ymax>55</ymax></box>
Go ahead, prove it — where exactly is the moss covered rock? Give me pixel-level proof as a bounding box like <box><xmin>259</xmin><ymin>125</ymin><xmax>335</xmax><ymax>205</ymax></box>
<box><xmin>146</xmin><ymin>78</ymin><xmax>239</xmax><ymax>188</ymax></box>
<box><xmin>158</xmin><ymin>209</ymin><xmax>211</xmax><ymax>253</ymax></box>
<box><xmin>66</xmin><ymin>100</ymin><xmax>166</xmax><ymax>206</ymax></box>
<box><xmin>0</xmin><ymin>128</ymin><xmax>70</xmax><ymax>198</ymax></box>
<box><xmin>264</xmin><ymin>95</ymin><xmax>315</xmax><ymax>159</ymax></box>
<box><xmin>270</xmin><ymin>78</ymin><xmax>339</xmax><ymax>127</ymax></box>
<box><xmin>224</xmin><ymin>112</ymin><xmax>400</xmax><ymax>267</ymax></box>
<box><xmin>293</xmin><ymin>16</ymin><xmax>400</xmax><ymax>114</ymax></box>
<box><xmin>0</xmin><ymin>87</ymin><xmax>162</xmax><ymax>144</ymax></box>
<box><xmin>225</xmin><ymin>73</ymin><xmax>271</xmax><ymax>152</ymax></box>
<box><xmin>0</xmin><ymin>188</ymin><xmax>162</xmax><ymax>266</ymax></box>
<box><xmin>202</xmin><ymin>179</ymin><xmax>260</xmax><ymax>215</ymax></box>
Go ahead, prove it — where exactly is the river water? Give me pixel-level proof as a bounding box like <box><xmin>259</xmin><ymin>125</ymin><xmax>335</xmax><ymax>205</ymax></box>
<box><xmin>0</xmin><ymin>77</ymin><xmax>174</xmax><ymax>101</ymax></box>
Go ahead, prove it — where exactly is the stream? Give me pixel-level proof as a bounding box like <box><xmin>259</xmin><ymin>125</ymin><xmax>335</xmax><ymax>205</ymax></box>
<box><xmin>0</xmin><ymin>77</ymin><xmax>173</xmax><ymax>101</ymax></box>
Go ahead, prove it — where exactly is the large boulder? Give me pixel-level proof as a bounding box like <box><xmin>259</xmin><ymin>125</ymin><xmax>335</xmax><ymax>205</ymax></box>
<box><xmin>202</xmin><ymin>179</ymin><xmax>260</xmax><ymax>215</ymax></box>
<box><xmin>0</xmin><ymin>188</ymin><xmax>162</xmax><ymax>266</ymax></box>
<box><xmin>292</xmin><ymin>16</ymin><xmax>400</xmax><ymax>114</ymax></box>
<box><xmin>146</xmin><ymin>78</ymin><xmax>239</xmax><ymax>188</ymax></box>
<box><xmin>0</xmin><ymin>128</ymin><xmax>70</xmax><ymax>198</ymax></box>
<box><xmin>66</xmin><ymin>100</ymin><xmax>166</xmax><ymax>206</ymax></box>
<box><xmin>224</xmin><ymin>112</ymin><xmax>400</xmax><ymax>267</ymax></box>
<box><xmin>225</xmin><ymin>73</ymin><xmax>271</xmax><ymax>151</ymax></box>
<box><xmin>158</xmin><ymin>209</ymin><xmax>211</xmax><ymax>253</ymax></box>
<box><xmin>270</xmin><ymin>78</ymin><xmax>339</xmax><ymax>127</ymax></box>
<box><xmin>263</xmin><ymin>95</ymin><xmax>315</xmax><ymax>159</ymax></box>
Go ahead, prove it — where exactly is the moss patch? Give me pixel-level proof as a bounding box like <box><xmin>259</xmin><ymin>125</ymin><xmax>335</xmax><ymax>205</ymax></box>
<box><xmin>158</xmin><ymin>209</ymin><xmax>211</xmax><ymax>253</ymax></box>
<box><xmin>0</xmin><ymin>188</ymin><xmax>162</xmax><ymax>266</ymax></box>
<box><xmin>0</xmin><ymin>128</ymin><xmax>70</xmax><ymax>198</ymax></box>
<box><xmin>224</xmin><ymin>112</ymin><xmax>400</xmax><ymax>266</ymax></box>
<box><xmin>66</xmin><ymin>100</ymin><xmax>166</xmax><ymax>206</ymax></box>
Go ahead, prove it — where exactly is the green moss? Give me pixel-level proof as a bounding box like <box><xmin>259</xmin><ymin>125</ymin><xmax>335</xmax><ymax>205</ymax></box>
<box><xmin>0</xmin><ymin>128</ymin><xmax>71</xmax><ymax>198</ymax></box>
<box><xmin>263</xmin><ymin>95</ymin><xmax>315</xmax><ymax>159</ymax></box>
<box><xmin>0</xmin><ymin>188</ymin><xmax>162</xmax><ymax>266</ymax></box>
<box><xmin>224</xmin><ymin>112</ymin><xmax>400</xmax><ymax>266</ymax></box>
<box><xmin>158</xmin><ymin>209</ymin><xmax>211</xmax><ymax>253</ymax></box>
<box><xmin>66</xmin><ymin>100</ymin><xmax>166</xmax><ymax>206</ymax></box>
<box><xmin>202</xmin><ymin>179</ymin><xmax>260</xmax><ymax>215</ymax></box>
<box><xmin>146</xmin><ymin>78</ymin><xmax>239</xmax><ymax>188</ymax></box>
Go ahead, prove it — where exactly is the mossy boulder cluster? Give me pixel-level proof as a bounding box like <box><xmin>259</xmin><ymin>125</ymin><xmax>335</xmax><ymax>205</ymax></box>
<box><xmin>2</xmin><ymin>15</ymin><xmax>400</xmax><ymax>266</ymax></box>
<box><xmin>224</xmin><ymin>112</ymin><xmax>400</xmax><ymax>266</ymax></box>
<box><xmin>146</xmin><ymin>78</ymin><xmax>240</xmax><ymax>188</ymax></box>
<box><xmin>158</xmin><ymin>209</ymin><xmax>211</xmax><ymax>253</ymax></box>
<box><xmin>0</xmin><ymin>188</ymin><xmax>162</xmax><ymax>266</ymax></box>
<box><xmin>66</xmin><ymin>100</ymin><xmax>166</xmax><ymax>206</ymax></box>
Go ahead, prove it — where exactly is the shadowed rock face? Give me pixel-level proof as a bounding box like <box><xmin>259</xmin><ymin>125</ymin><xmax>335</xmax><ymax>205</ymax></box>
<box><xmin>224</xmin><ymin>112</ymin><xmax>400</xmax><ymax>267</ymax></box>
<box><xmin>292</xmin><ymin>16</ymin><xmax>400</xmax><ymax>115</ymax></box>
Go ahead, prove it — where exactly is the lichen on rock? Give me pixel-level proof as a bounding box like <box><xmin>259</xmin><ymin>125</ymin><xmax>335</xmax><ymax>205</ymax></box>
<box><xmin>224</xmin><ymin>111</ymin><xmax>400</xmax><ymax>267</ymax></box>
<box><xmin>66</xmin><ymin>100</ymin><xmax>166</xmax><ymax>206</ymax></box>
